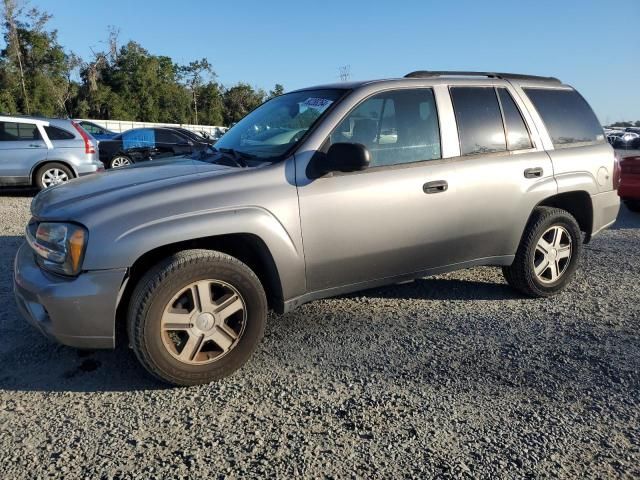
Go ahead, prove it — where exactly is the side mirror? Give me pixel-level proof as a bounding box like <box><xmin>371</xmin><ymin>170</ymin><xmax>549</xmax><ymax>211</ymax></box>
<box><xmin>325</xmin><ymin>142</ymin><xmax>370</xmax><ymax>173</ymax></box>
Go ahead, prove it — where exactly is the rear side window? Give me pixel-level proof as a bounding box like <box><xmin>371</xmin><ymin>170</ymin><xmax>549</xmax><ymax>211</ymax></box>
<box><xmin>524</xmin><ymin>88</ymin><xmax>605</xmax><ymax>147</ymax></box>
<box><xmin>44</xmin><ymin>126</ymin><xmax>75</xmax><ymax>141</ymax></box>
<box><xmin>0</xmin><ymin>121</ymin><xmax>41</xmax><ymax>141</ymax></box>
<box><xmin>497</xmin><ymin>88</ymin><xmax>533</xmax><ymax>151</ymax></box>
<box><xmin>157</xmin><ymin>129</ymin><xmax>186</xmax><ymax>144</ymax></box>
<box><xmin>81</xmin><ymin>122</ymin><xmax>105</xmax><ymax>135</ymax></box>
<box><xmin>450</xmin><ymin>87</ymin><xmax>506</xmax><ymax>155</ymax></box>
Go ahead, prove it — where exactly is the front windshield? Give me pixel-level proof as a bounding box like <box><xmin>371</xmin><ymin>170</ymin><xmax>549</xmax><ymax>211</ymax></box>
<box><xmin>214</xmin><ymin>89</ymin><xmax>346</xmax><ymax>160</ymax></box>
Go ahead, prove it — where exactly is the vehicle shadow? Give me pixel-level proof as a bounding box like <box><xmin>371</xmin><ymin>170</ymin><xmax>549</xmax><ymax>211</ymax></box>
<box><xmin>340</xmin><ymin>276</ymin><xmax>519</xmax><ymax>302</ymax></box>
<box><xmin>611</xmin><ymin>202</ymin><xmax>640</xmax><ymax>230</ymax></box>
<box><xmin>0</xmin><ymin>187</ymin><xmax>37</xmax><ymax>197</ymax></box>
<box><xmin>0</xmin><ymin>233</ymin><xmax>166</xmax><ymax>393</ymax></box>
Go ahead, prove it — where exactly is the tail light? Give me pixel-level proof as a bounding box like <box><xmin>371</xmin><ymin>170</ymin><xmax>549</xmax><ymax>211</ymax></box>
<box><xmin>613</xmin><ymin>151</ymin><xmax>621</xmax><ymax>190</ymax></box>
<box><xmin>71</xmin><ymin>121</ymin><xmax>96</xmax><ymax>154</ymax></box>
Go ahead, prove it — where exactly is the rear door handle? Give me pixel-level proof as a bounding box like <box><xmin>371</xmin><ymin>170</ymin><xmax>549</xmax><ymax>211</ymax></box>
<box><xmin>423</xmin><ymin>180</ymin><xmax>448</xmax><ymax>194</ymax></box>
<box><xmin>524</xmin><ymin>167</ymin><xmax>543</xmax><ymax>178</ymax></box>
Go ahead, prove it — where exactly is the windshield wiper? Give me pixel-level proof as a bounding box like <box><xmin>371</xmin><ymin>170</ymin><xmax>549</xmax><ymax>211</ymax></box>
<box><xmin>217</xmin><ymin>147</ymin><xmax>257</xmax><ymax>168</ymax></box>
<box><xmin>195</xmin><ymin>146</ymin><xmax>250</xmax><ymax>168</ymax></box>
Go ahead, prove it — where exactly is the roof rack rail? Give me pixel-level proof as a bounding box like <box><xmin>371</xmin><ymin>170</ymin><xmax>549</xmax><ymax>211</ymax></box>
<box><xmin>404</xmin><ymin>71</ymin><xmax>561</xmax><ymax>83</ymax></box>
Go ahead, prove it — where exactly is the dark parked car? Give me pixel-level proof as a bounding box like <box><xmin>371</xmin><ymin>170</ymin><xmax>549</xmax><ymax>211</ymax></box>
<box><xmin>171</xmin><ymin>127</ymin><xmax>216</xmax><ymax>145</ymax></box>
<box><xmin>98</xmin><ymin>127</ymin><xmax>210</xmax><ymax>168</ymax></box>
<box><xmin>612</xmin><ymin>131</ymin><xmax>640</xmax><ymax>149</ymax></box>
<box><xmin>75</xmin><ymin>120</ymin><xmax>118</xmax><ymax>141</ymax></box>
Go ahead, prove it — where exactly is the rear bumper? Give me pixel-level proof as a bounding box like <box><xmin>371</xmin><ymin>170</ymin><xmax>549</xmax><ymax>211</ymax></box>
<box><xmin>590</xmin><ymin>190</ymin><xmax>621</xmax><ymax>238</ymax></box>
<box><xmin>13</xmin><ymin>242</ymin><xmax>126</xmax><ymax>349</ymax></box>
<box><xmin>75</xmin><ymin>161</ymin><xmax>105</xmax><ymax>177</ymax></box>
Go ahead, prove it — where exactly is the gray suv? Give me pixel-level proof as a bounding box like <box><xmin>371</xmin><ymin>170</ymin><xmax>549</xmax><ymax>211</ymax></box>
<box><xmin>14</xmin><ymin>71</ymin><xmax>620</xmax><ymax>386</ymax></box>
<box><xmin>0</xmin><ymin>116</ymin><xmax>102</xmax><ymax>189</ymax></box>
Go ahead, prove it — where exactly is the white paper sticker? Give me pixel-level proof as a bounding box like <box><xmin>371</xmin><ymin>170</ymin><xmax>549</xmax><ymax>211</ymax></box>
<box><xmin>302</xmin><ymin>97</ymin><xmax>333</xmax><ymax>111</ymax></box>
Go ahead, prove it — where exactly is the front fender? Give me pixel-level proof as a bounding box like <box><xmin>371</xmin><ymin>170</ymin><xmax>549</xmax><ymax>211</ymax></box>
<box><xmin>83</xmin><ymin>206</ymin><xmax>306</xmax><ymax>301</ymax></box>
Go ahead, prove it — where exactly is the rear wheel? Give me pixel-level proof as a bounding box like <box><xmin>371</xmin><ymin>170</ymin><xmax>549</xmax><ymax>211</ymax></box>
<box><xmin>127</xmin><ymin>249</ymin><xmax>268</xmax><ymax>386</ymax></box>
<box><xmin>624</xmin><ymin>199</ymin><xmax>640</xmax><ymax>212</ymax></box>
<box><xmin>503</xmin><ymin>207</ymin><xmax>582</xmax><ymax>297</ymax></box>
<box><xmin>35</xmin><ymin>162</ymin><xmax>74</xmax><ymax>190</ymax></box>
<box><xmin>109</xmin><ymin>155</ymin><xmax>132</xmax><ymax>168</ymax></box>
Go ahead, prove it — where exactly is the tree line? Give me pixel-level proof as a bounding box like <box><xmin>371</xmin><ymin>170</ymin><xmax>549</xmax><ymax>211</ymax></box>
<box><xmin>0</xmin><ymin>1</ymin><xmax>284</xmax><ymax>126</ymax></box>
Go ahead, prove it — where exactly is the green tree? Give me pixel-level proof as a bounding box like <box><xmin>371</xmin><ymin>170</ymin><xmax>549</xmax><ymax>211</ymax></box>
<box><xmin>0</xmin><ymin>2</ymin><xmax>78</xmax><ymax>116</ymax></box>
<box><xmin>196</xmin><ymin>81</ymin><xmax>224</xmax><ymax>126</ymax></box>
<box><xmin>0</xmin><ymin>3</ymin><xmax>281</xmax><ymax>126</ymax></box>
<box><xmin>222</xmin><ymin>83</ymin><xmax>266</xmax><ymax>124</ymax></box>
<box><xmin>179</xmin><ymin>58</ymin><xmax>213</xmax><ymax>125</ymax></box>
<box><xmin>269</xmin><ymin>83</ymin><xmax>284</xmax><ymax>98</ymax></box>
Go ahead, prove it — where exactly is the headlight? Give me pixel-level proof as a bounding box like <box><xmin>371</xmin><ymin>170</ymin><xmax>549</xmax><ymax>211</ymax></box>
<box><xmin>26</xmin><ymin>222</ymin><xmax>88</xmax><ymax>276</ymax></box>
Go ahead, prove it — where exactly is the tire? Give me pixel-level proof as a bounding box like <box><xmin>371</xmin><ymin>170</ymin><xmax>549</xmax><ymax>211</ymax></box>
<box><xmin>35</xmin><ymin>162</ymin><xmax>74</xmax><ymax>190</ymax></box>
<box><xmin>502</xmin><ymin>207</ymin><xmax>582</xmax><ymax>298</ymax></box>
<box><xmin>623</xmin><ymin>199</ymin><xmax>640</xmax><ymax>213</ymax></box>
<box><xmin>127</xmin><ymin>249</ymin><xmax>267</xmax><ymax>386</ymax></box>
<box><xmin>109</xmin><ymin>155</ymin><xmax>132</xmax><ymax>169</ymax></box>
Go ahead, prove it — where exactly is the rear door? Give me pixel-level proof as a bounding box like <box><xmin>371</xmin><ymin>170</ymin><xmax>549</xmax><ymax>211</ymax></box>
<box><xmin>0</xmin><ymin>121</ymin><xmax>48</xmax><ymax>183</ymax></box>
<box><xmin>446</xmin><ymin>86</ymin><xmax>556</xmax><ymax>259</ymax></box>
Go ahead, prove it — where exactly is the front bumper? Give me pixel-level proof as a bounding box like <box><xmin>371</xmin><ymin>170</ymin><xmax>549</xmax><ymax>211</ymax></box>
<box><xmin>13</xmin><ymin>242</ymin><xmax>126</xmax><ymax>349</ymax></box>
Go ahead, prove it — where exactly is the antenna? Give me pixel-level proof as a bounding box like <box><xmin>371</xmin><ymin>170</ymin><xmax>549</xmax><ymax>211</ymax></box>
<box><xmin>338</xmin><ymin>65</ymin><xmax>351</xmax><ymax>82</ymax></box>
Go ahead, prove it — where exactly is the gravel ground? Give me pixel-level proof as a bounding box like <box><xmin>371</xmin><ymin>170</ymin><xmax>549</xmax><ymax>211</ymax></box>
<box><xmin>0</xmin><ymin>190</ymin><xmax>638</xmax><ymax>479</ymax></box>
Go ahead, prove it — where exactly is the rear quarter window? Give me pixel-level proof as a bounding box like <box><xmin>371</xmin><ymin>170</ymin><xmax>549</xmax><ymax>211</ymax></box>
<box><xmin>524</xmin><ymin>88</ymin><xmax>605</xmax><ymax>147</ymax></box>
<box><xmin>44</xmin><ymin>126</ymin><xmax>75</xmax><ymax>141</ymax></box>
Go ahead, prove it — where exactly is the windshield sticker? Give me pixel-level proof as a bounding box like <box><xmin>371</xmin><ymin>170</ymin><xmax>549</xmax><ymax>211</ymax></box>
<box><xmin>301</xmin><ymin>97</ymin><xmax>333</xmax><ymax>111</ymax></box>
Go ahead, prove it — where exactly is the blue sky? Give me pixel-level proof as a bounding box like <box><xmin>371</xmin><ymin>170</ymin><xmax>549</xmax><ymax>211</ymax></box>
<box><xmin>36</xmin><ymin>0</ymin><xmax>640</xmax><ymax>122</ymax></box>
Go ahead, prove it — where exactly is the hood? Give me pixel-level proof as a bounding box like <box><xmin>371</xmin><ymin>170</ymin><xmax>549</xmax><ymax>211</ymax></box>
<box><xmin>32</xmin><ymin>158</ymin><xmax>237</xmax><ymax>220</ymax></box>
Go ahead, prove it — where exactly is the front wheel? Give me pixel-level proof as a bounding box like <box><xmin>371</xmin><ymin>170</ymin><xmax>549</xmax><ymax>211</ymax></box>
<box><xmin>127</xmin><ymin>249</ymin><xmax>268</xmax><ymax>386</ymax></box>
<box><xmin>503</xmin><ymin>207</ymin><xmax>582</xmax><ymax>297</ymax></box>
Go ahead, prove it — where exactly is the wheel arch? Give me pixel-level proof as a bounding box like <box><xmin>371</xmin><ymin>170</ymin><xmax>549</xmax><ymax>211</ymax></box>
<box><xmin>30</xmin><ymin>159</ymin><xmax>78</xmax><ymax>185</ymax></box>
<box><xmin>536</xmin><ymin>190</ymin><xmax>594</xmax><ymax>243</ymax></box>
<box><xmin>115</xmin><ymin>233</ymin><xmax>285</xmax><ymax>346</ymax></box>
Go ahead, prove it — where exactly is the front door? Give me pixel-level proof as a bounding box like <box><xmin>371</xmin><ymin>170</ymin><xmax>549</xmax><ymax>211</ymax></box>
<box><xmin>296</xmin><ymin>88</ymin><xmax>462</xmax><ymax>292</ymax></box>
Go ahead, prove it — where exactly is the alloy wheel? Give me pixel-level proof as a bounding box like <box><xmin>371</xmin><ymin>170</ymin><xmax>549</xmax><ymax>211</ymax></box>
<box><xmin>41</xmin><ymin>168</ymin><xmax>69</xmax><ymax>188</ymax></box>
<box><xmin>111</xmin><ymin>156</ymin><xmax>131</xmax><ymax>168</ymax></box>
<box><xmin>160</xmin><ymin>280</ymin><xmax>247</xmax><ymax>365</ymax></box>
<box><xmin>533</xmin><ymin>225</ymin><xmax>572</xmax><ymax>284</ymax></box>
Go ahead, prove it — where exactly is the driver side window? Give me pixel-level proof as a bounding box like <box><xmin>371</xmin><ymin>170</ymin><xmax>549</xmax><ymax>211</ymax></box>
<box><xmin>329</xmin><ymin>89</ymin><xmax>441</xmax><ymax>167</ymax></box>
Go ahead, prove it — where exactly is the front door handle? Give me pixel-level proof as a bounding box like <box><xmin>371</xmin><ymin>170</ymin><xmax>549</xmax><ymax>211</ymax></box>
<box><xmin>524</xmin><ymin>167</ymin><xmax>543</xmax><ymax>178</ymax></box>
<box><xmin>29</xmin><ymin>144</ymin><xmax>43</xmax><ymax>148</ymax></box>
<box><xmin>423</xmin><ymin>180</ymin><xmax>448</xmax><ymax>194</ymax></box>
